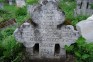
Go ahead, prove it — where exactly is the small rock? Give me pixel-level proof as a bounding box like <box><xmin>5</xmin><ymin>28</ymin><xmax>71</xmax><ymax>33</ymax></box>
<box><xmin>76</xmin><ymin>15</ymin><xmax>93</xmax><ymax>42</ymax></box>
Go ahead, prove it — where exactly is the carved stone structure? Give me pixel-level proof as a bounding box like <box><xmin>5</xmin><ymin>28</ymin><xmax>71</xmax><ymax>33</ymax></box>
<box><xmin>14</xmin><ymin>0</ymin><xmax>80</xmax><ymax>59</ymax></box>
<box><xmin>16</xmin><ymin>0</ymin><xmax>26</xmax><ymax>7</ymax></box>
<box><xmin>74</xmin><ymin>0</ymin><xmax>93</xmax><ymax>16</ymax></box>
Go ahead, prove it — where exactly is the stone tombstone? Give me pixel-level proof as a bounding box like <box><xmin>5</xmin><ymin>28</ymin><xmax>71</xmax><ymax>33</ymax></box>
<box><xmin>74</xmin><ymin>0</ymin><xmax>93</xmax><ymax>16</ymax></box>
<box><xmin>16</xmin><ymin>0</ymin><xmax>26</xmax><ymax>7</ymax></box>
<box><xmin>0</xmin><ymin>3</ymin><xmax>3</xmax><ymax>9</ymax></box>
<box><xmin>14</xmin><ymin>0</ymin><xmax>80</xmax><ymax>59</ymax></box>
<box><xmin>76</xmin><ymin>15</ymin><xmax>93</xmax><ymax>43</ymax></box>
<box><xmin>9</xmin><ymin>0</ymin><xmax>13</xmax><ymax>5</ymax></box>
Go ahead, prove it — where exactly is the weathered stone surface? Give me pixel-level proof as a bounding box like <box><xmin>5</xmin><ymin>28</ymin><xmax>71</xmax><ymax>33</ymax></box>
<box><xmin>76</xmin><ymin>15</ymin><xmax>93</xmax><ymax>42</ymax></box>
<box><xmin>74</xmin><ymin>0</ymin><xmax>93</xmax><ymax>16</ymax></box>
<box><xmin>39</xmin><ymin>0</ymin><xmax>59</xmax><ymax>4</ymax></box>
<box><xmin>16</xmin><ymin>0</ymin><xmax>26</xmax><ymax>7</ymax></box>
<box><xmin>14</xmin><ymin>0</ymin><xmax>79</xmax><ymax>59</ymax></box>
<box><xmin>27</xmin><ymin>4</ymin><xmax>38</xmax><ymax>15</ymax></box>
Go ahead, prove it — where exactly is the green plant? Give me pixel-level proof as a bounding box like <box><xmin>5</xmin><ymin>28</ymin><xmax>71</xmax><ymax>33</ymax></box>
<box><xmin>59</xmin><ymin>1</ymin><xmax>76</xmax><ymax>20</ymax></box>
<box><xmin>90</xmin><ymin>3</ymin><xmax>93</xmax><ymax>9</ymax></box>
<box><xmin>0</xmin><ymin>35</ymin><xmax>24</xmax><ymax>62</ymax></box>
<box><xmin>62</xmin><ymin>0</ymin><xmax>75</xmax><ymax>2</ymax></box>
<box><xmin>0</xmin><ymin>0</ymin><xmax>4</xmax><ymax>2</ymax></box>
<box><xmin>0</xmin><ymin>30</ymin><xmax>3</xmax><ymax>41</ymax></box>
<box><xmin>1</xmin><ymin>28</ymin><xmax>15</xmax><ymax>38</ymax></box>
<box><xmin>0</xmin><ymin>17</ymin><xmax>4</xmax><ymax>22</ymax></box>
<box><xmin>65</xmin><ymin>37</ymin><xmax>93</xmax><ymax>62</ymax></box>
<box><xmin>59</xmin><ymin>1</ymin><xmax>88</xmax><ymax>26</ymax></box>
<box><xmin>0</xmin><ymin>2</ymin><xmax>27</xmax><ymax>62</ymax></box>
<box><xmin>27</xmin><ymin>0</ymin><xmax>38</xmax><ymax>4</ymax></box>
<box><xmin>72</xmin><ymin>16</ymin><xmax>88</xmax><ymax>26</ymax></box>
<box><xmin>0</xmin><ymin>9</ymin><xmax>13</xmax><ymax>22</ymax></box>
<box><xmin>0</xmin><ymin>9</ymin><xmax>8</xmax><ymax>15</ymax></box>
<box><xmin>15</xmin><ymin>7</ymin><xmax>27</xmax><ymax>16</ymax></box>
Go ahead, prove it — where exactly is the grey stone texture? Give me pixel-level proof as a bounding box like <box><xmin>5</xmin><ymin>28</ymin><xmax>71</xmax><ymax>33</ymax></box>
<box><xmin>74</xmin><ymin>0</ymin><xmax>93</xmax><ymax>16</ymax></box>
<box><xmin>16</xmin><ymin>0</ymin><xmax>26</xmax><ymax>7</ymax></box>
<box><xmin>14</xmin><ymin>0</ymin><xmax>80</xmax><ymax>59</ymax></box>
<box><xmin>27</xmin><ymin>4</ymin><xmax>38</xmax><ymax>15</ymax></box>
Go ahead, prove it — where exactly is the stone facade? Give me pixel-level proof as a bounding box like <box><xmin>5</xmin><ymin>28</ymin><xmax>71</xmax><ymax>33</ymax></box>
<box><xmin>74</xmin><ymin>0</ymin><xmax>93</xmax><ymax>16</ymax></box>
<box><xmin>14</xmin><ymin>0</ymin><xmax>80</xmax><ymax>59</ymax></box>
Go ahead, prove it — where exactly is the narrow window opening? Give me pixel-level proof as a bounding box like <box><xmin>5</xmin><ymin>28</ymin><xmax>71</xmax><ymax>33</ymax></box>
<box><xmin>80</xmin><ymin>2</ymin><xmax>82</xmax><ymax>9</ymax></box>
<box><xmin>86</xmin><ymin>2</ymin><xmax>89</xmax><ymax>9</ymax></box>
<box><xmin>33</xmin><ymin>43</ymin><xmax>39</xmax><ymax>54</ymax></box>
<box><xmin>55</xmin><ymin>44</ymin><xmax>60</xmax><ymax>55</ymax></box>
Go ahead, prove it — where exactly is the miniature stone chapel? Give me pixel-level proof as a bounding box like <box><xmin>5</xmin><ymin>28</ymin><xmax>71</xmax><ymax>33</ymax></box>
<box><xmin>14</xmin><ymin>0</ymin><xmax>80</xmax><ymax>59</ymax></box>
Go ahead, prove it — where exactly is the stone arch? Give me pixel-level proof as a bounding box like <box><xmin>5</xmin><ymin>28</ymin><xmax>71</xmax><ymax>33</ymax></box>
<box><xmin>54</xmin><ymin>44</ymin><xmax>60</xmax><ymax>55</ymax></box>
<box><xmin>33</xmin><ymin>43</ymin><xmax>39</xmax><ymax>54</ymax></box>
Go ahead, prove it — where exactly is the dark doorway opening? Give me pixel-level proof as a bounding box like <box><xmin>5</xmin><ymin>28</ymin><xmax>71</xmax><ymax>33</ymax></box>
<box><xmin>54</xmin><ymin>44</ymin><xmax>60</xmax><ymax>55</ymax></box>
<box><xmin>86</xmin><ymin>2</ymin><xmax>89</xmax><ymax>9</ymax></box>
<box><xmin>33</xmin><ymin>43</ymin><xmax>39</xmax><ymax>54</ymax></box>
<box><xmin>80</xmin><ymin>2</ymin><xmax>83</xmax><ymax>9</ymax></box>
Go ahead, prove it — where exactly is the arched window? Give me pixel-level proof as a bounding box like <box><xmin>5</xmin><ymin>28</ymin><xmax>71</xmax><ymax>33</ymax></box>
<box><xmin>54</xmin><ymin>44</ymin><xmax>60</xmax><ymax>55</ymax></box>
<box><xmin>33</xmin><ymin>43</ymin><xmax>39</xmax><ymax>54</ymax></box>
<box><xmin>80</xmin><ymin>2</ymin><xmax>82</xmax><ymax>9</ymax></box>
<box><xmin>86</xmin><ymin>2</ymin><xmax>89</xmax><ymax>9</ymax></box>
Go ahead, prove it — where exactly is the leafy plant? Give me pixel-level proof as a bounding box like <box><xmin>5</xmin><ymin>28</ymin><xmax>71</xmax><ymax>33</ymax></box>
<box><xmin>59</xmin><ymin>1</ymin><xmax>88</xmax><ymax>26</ymax></box>
<box><xmin>0</xmin><ymin>9</ymin><xmax>8</xmax><ymax>15</ymax></box>
<box><xmin>15</xmin><ymin>7</ymin><xmax>27</xmax><ymax>16</ymax></box>
<box><xmin>1</xmin><ymin>28</ymin><xmax>15</xmax><ymax>38</ymax></box>
<box><xmin>0</xmin><ymin>9</ymin><xmax>13</xmax><ymax>22</ymax></box>
<box><xmin>27</xmin><ymin>0</ymin><xmax>38</xmax><ymax>4</ymax></box>
<box><xmin>59</xmin><ymin>1</ymin><xmax>76</xmax><ymax>21</ymax></box>
<box><xmin>90</xmin><ymin>3</ymin><xmax>93</xmax><ymax>9</ymax></box>
<box><xmin>65</xmin><ymin>37</ymin><xmax>93</xmax><ymax>62</ymax></box>
<box><xmin>0</xmin><ymin>0</ymin><xmax>4</xmax><ymax>2</ymax></box>
<box><xmin>0</xmin><ymin>35</ymin><xmax>24</xmax><ymax>62</ymax></box>
<box><xmin>72</xmin><ymin>15</ymin><xmax>88</xmax><ymax>26</ymax></box>
<box><xmin>62</xmin><ymin>0</ymin><xmax>75</xmax><ymax>2</ymax></box>
<box><xmin>0</xmin><ymin>30</ymin><xmax>3</xmax><ymax>40</ymax></box>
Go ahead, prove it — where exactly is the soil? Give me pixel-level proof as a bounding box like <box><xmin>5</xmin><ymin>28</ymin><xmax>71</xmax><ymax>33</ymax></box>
<box><xmin>22</xmin><ymin>54</ymin><xmax>75</xmax><ymax>62</ymax></box>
